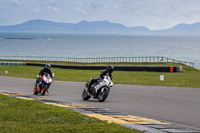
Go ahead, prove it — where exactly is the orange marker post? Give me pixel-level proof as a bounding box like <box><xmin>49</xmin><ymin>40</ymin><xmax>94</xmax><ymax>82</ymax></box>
<box><xmin>170</xmin><ymin>66</ymin><xmax>173</xmax><ymax>72</ymax></box>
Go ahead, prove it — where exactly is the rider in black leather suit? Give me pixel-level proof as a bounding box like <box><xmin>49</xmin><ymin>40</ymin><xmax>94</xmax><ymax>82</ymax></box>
<box><xmin>35</xmin><ymin>64</ymin><xmax>53</xmax><ymax>92</ymax></box>
<box><xmin>87</xmin><ymin>65</ymin><xmax>114</xmax><ymax>93</ymax></box>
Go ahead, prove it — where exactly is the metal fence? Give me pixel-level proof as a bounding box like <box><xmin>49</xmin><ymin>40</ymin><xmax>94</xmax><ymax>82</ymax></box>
<box><xmin>0</xmin><ymin>56</ymin><xmax>194</xmax><ymax>67</ymax></box>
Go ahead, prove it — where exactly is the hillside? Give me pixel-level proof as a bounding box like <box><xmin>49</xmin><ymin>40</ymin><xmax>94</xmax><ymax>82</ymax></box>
<box><xmin>0</xmin><ymin>19</ymin><xmax>200</xmax><ymax>35</ymax></box>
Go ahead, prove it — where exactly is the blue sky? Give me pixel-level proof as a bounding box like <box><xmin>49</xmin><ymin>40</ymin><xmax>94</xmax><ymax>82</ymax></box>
<box><xmin>1</xmin><ymin>0</ymin><xmax>200</xmax><ymax>30</ymax></box>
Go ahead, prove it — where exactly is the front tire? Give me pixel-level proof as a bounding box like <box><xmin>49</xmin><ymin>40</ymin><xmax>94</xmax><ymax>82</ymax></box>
<box><xmin>41</xmin><ymin>84</ymin><xmax>48</xmax><ymax>95</ymax></box>
<box><xmin>98</xmin><ymin>88</ymin><xmax>109</xmax><ymax>102</ymax></box>
<box><xmin>82</xmin><ymin>89</ymin><xmax>90</xmax><ymax>100</ymax></box>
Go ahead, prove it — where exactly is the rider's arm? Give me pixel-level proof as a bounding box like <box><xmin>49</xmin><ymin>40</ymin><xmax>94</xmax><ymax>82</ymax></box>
<box><xmin>38</xmin><ymin>68</ymin><xmax>44</xmax><ymax>76</ymax></box>
<box><xmin>99</xmin><ymin>70</ymin><xmax>107</xmax><ymax>79</ymax></box>
<box><xmin>110</xmin><ymin>73</ymin><xmax>113</xmax><ymax>80</ymax></box>
<box><xmin>50</xmin><ymin>70</ymin><xmax>53</xmax><ymax>79</ymax></box>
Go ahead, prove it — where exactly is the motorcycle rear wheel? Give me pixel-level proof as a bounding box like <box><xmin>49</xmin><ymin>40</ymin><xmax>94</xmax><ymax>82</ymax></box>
<box><xmin>98</xmin><ymin>88</ymin><xmax>109</xmax><ymax>102</ymax></box>
<box><xmin>33</xmin><ymin>84</ymin><xmax>38</xmax><ymax>95</ymax></box>
<box><xmin>82</xmin><ymin>89</ymin><xmax>90</xmax><ymax>100</ymax></box>
<box><xmin>33</xmin><ymin>88</ymin><xmax>38</xmax><ymax>95</ymax></box>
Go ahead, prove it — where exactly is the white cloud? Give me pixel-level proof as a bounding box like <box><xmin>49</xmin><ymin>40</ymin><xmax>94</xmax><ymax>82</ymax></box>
<box><xmin>74</xmin><ymin>7</ymin><xmax>87</xmax><ymax>15</ymax></box>
<box><xmin>113</xmin><ymin>5</ymin><xmax>121</xmax><ymax>10</ymax></box>
<box><xmin>81</xmin><ymin>10</ymin><xmax>87</xmax><ymax>15</ymax></box>
<box><xmin>10</xmin><ymin>0</ymin><xmax>20</xmax><ymax>5</ymax></box>
<box><xmin>78</xmin><ymin>3</ymin><xmax>82</xmax><ymax>6</ymax></box>
<box><xmin>48</xmin><ymin>6</ymin><xmax>60</xmax><ymax>11</ymax></box>
<box><xmin>103</xmin><ymin>4</ymin><xmax>110</xmax><ymax>8</ymax></box>
<box><xmin>52</xmin><ymin>7</ymin><xmax>60</xmax><ymax>11</ymax></box>
<box><xmin>74</xmin><ymin>7</ymin><xmax>81</xmax><ymax>10</ymax></box>
<box><xmin>33</xmin><ymin>8</ymin><xmax>40</xmax><ymax>12</ymax></box>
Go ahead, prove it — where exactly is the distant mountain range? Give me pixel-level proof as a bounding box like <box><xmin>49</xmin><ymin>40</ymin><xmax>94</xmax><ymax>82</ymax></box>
<box><xmin>0</xmin><ymin>19</ymin><xmax>200</xmax><ymax>35</ymax></box>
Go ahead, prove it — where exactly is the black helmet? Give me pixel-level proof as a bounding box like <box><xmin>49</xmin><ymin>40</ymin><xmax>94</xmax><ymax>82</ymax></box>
<box><xmin>106</xmin><ymin>65</ymin><xmax>114</xmax><ymax>73</ymax></box>
<box><xmin>45</xmin><ymin>64</ymin><xmax>51</xmax><ymax>69</ymax></box>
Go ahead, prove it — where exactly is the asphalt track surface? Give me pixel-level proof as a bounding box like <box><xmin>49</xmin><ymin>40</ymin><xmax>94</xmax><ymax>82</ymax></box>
<box><xmin>0</xmin><ymin>76</ymin><xmax>200</xmax><ymax>130</ymax></box>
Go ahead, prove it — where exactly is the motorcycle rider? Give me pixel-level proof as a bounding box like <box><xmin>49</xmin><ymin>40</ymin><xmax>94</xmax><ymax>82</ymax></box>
<box><xmin>35</xmin><ymin>64</ymin><xmax>53</xmax><ymax>93</ymax></box>
<box><xmin>87</xmin><ymin>65</ymin><xmax>114</xmax><ymax>93</ymax></box>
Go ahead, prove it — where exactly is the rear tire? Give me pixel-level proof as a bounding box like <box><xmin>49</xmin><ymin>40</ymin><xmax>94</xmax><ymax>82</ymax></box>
<box><xmin>33</xmin><ymin>84</ymin><xmax>38</xmax><ymax>95</ymax></box>
<box><xmin>33</xmin><ymin>88</ymin><xmax>38</xmax><ymax>95</ymax></box>
<box><xmin>98</xmin><ymin>88</ymin><xmax>109</xmax><ymax>102</ymax></box>
<box><xmin>82</xmin><ymin>89</ymin><xmax>90</xmax><ymax>100</ymax></box>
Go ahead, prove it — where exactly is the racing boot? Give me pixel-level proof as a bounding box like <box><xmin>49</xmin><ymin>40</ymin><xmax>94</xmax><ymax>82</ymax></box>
<box><xmin>87</xmin><ymin>83</ymin><xmax>93</xmax><ymax>93</ymax></box>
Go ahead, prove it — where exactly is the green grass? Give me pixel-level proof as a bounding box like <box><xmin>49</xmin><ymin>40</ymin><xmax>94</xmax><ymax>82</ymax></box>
<box><xmin>0</xmin><ymin>61</ymin><xmax>200</xmax><ymax>88</ymax></box>
<box><xmin>0</xmin><ymin>94</ymin><xmax>140</xmax><ymax>133</ymax></box>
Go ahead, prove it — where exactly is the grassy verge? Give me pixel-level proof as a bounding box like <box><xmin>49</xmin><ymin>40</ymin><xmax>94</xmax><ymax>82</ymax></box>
<box><xmin>0</xmin><ymin>61</ymin><xmax>200</xmax><ymax>88</ymax></box>
<box><xmin>0</xmin><ymin>94</ymin><xmax>140</xmax><ymax>133</ymax></box>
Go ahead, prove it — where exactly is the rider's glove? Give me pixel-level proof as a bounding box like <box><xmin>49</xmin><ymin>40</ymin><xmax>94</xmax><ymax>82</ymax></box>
<box><xmin>37</xmin><ymin>75</ymin><xmax>41</xmax><ymax>78</ymax></box>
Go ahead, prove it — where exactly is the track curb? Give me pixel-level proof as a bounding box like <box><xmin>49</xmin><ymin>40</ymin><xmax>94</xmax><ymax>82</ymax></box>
<box><xmin>1</xmin><ymin>92</ymin><xmax>199</xmax><ymax>133</ymax></box>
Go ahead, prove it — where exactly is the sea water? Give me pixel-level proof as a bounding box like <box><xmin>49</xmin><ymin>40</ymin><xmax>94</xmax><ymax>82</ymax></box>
<box><xmin>0</xmin><ymin>32</ymin><xmax>199</xmax><ymax>69</ymax></box>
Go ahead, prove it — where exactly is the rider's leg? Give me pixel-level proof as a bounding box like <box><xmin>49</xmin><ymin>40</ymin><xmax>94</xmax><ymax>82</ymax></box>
<box><xmin>46</xmin><ymin>83</ymin><xmax>51</xmax><ymax>93</ymax></box>
<box><xmin>87</xmin><ymin>78</ymin><xmax>98</xmax><ymax>93</ymax></box>
<box><xmin>37</xmin><ymin>79</ymin><xmax>44</xmax><ymax>91</ymax></box>
<box><xmin>35</xmin><ymin>78</ymin><xmax>40</xmax><ymax>87</ymax></box>
<box><xmin>87</xmin><ymin>79</ymin><xmax>93</xmax><ymax>93</ymax></box>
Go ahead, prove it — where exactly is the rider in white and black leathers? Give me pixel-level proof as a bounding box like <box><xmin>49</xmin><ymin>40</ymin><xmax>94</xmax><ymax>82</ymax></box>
<box><xmin>87</xmin><ymin>65</ymin><xmax>114</xmax><ymax>93</ymax></box>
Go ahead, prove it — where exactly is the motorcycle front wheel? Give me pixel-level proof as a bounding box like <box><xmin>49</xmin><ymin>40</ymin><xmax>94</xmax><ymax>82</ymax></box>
<box><xmin>41</xmin><ymin>84</ymin><xmax>48</xmax><ymax>95</ymax></box>
<box><xmin>98</xmin><ymin>87</ymin><xmax>109</xmax><ymax>102</ymax></box>
<box><xmin>82</xmin><ymin>89</ymin><xmax>91</xmax><ymax>100</ymax></box>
